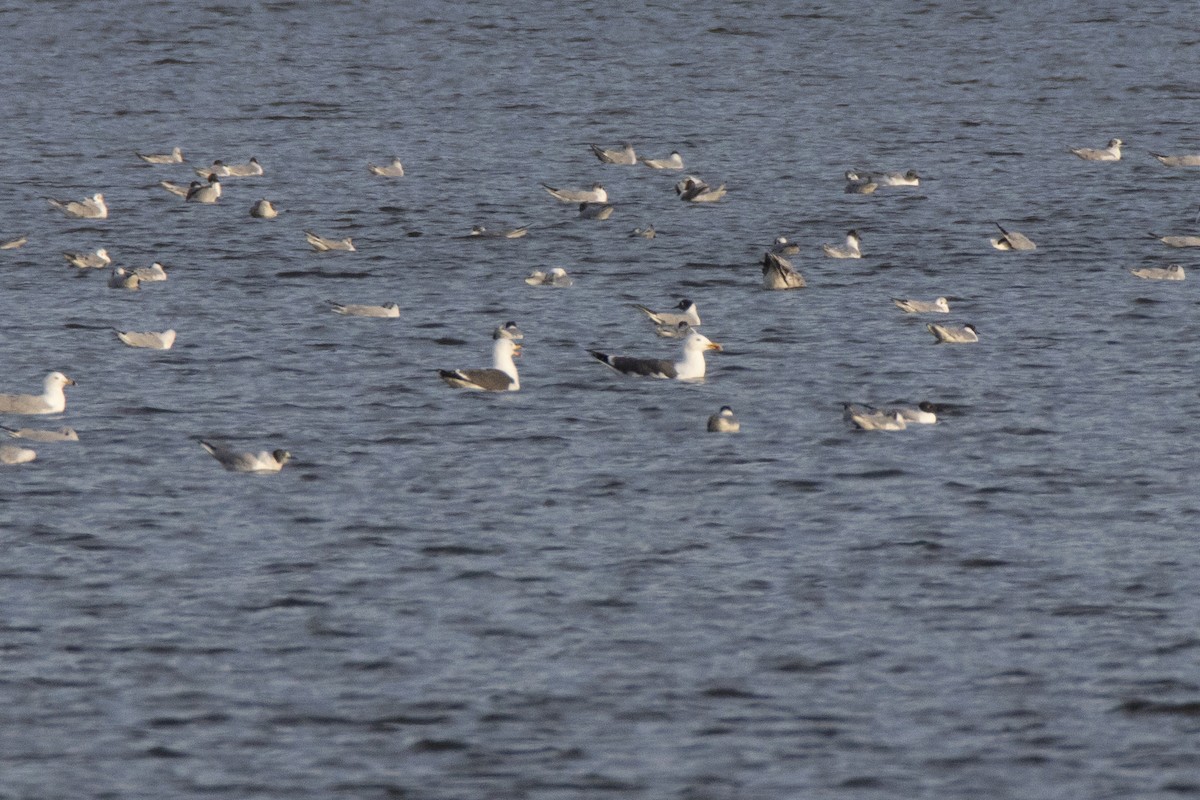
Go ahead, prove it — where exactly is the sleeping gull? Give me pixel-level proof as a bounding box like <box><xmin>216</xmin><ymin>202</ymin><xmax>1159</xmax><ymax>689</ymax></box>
<box><xmin>762</xmin><ymin>251</ymin><xmax>805</xmax><ymax>290</ymax></box>
<box><xmin>330</xmin><ymin>301</ymin><xmax>401</xmax><ymax>317</ymax></box>
<box><xmin>0</xmin><ymin>372</ymin><xmax>75</xmax><ymax>415</ymax></box>
<box><xmin>200</xmin><ymin>441</ymin><xmax>291</xmax><ymax>473</ymax></box>
<box><xmin>137</xmin><ymin>147</ymin><xmax>184</xmax><ymax>164</ymax></box>
<box><xmin>639</xmin><ymin>151</ymin><xmax>684</xmax><ymax>170</ymax></box>
<box><xmin>542</xmin><ymin>182</ymin><xmax>607</xmax><ymax>203</ymax></box>
<box><xmin>990</xmin><ymin>223</ymin><xmax>1036</xmax><ymax>251</ymax></box>
<box><xmin>578</xmin><ymin>202</ymin><xmax>614</xmax><ymax>220</ymax></box>
<box><xmin>588</xmin><ymin>329</ymin><xmax>722</xmax><ymax>381</ymax></box>
<box><xmin>0</xmin><ymin>445</ymin><xmax>37</xmax><ymax>465</ymax></box>
<box><xmin>115</xmin><ymin>329</ymin><xmax>176</xmax><ymax>349</ymax></box>
<box><xmin>64</xmin><ymin>247</ymin><xmax>111</xmax><ymax>268</ymax></box>
<box><xmin>1150</xmin><ymin>152</ymin><xmax>1200</xmax><ymax>167</ymax></box>
<box><xmin>821</xmin><ymin>229</ymin><xmax>862</xmax><ymax>258</ymax></box>
<box><xmin>524</xmin><ymin>267</ymin><xmax>573</xmax><ymax>287</ymax></box>
<box><xmin>870</xmin><ymin>170</ymin><xmax>920</xmax><ymax>186</ymax></box>
<box><xmin>927</xmin><ymin>322</ymin><xmax>978</xmax><ymax>343</ymax></box>
<box><xmin>368</xmin><ymin>158</ymin><xmax>405</xmax><ymax>177</ymax></box>
<box><xmin>250</xmin><ymin>199</ymin><xmax>279</xmax><ymax>218</ymax></box>
<box><xmin>47</xmin><ymin>193</ymin><xmax>107</xmax><ymax>219</ymax></box>
<box><xmin>1130</xmin><ymin>264</ymin><xmax>1185</xmax><ymax>281</ymax></box>
<box><xmin>2</xmin><ymin>235</ymin><xmax>28</xmax><ymax>250</ymax></box>
<box><xmin>186</xmin><ymin>174</ymin><xmax>221</xmax><ymax>203</ymax></box>
<box><xmin>470</xmin><ymin>225</ymin><xmax>528</xmax><ymax>238</ymax></box>
<box><xmin>1069</xmin><ymin>138</ymin><xmax>1122</xmax><ymax>161</ymax></box>
<box><xmin>843</xmin><ymin>404</ymin><xmax>908</xmax><ymax>431</ymax></box>
<box><xmin>1</xmin><ymin>425</ymin><xmax>78</xmax><ymax>442</ymax></box>
<box><xmin>675</xmin><ymin>176</ymin><xmax>726</xmax><ymax>202</ymax></box>
<box><xmin>892</xmin><ymin>296</ymin><xmax>949</xmax><ymax>314</ymax></box>
<box><xmin>107</xmin><ymin>267</ymin><xmax>140</xmax><ymax>290</ymax></box>
<box><xmin>1151</xmin><ymin>233</ymin><xmax>1200</xmax><ymax>248</ymax></box>
<box><xmin>590</xmin><ymin>142</ymin><xmax>637</xmax><ymax>164</ymax></box>
<box><xmin>305</xmin><ymin>231</ymin><xmax>356</xmax><ymax>251</ymax></box>
<box><xmin>707</xmin><ymin>406</ymin><xmax>741</xmax><ymax>432</ymax></box>
<box><xmin>632</xmin><ymin>299</ymin><xmax>701</xmax><ymax>330</ymax></box>
<box><xmin>439</xmin><ymin>322</ymin><xmax>523</xmax><ymax>391</ymax></box>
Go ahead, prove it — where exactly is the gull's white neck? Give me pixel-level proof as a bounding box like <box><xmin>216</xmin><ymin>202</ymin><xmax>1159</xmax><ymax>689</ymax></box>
<box><xmin>674</xmin><ymin>339</ymin><xmax>708</xmax><ymax>380</ymax></box>
<box><xmin>492</xmin><ymin>339</ymin><xmax>519</xmax><ymax>389</ymax></box>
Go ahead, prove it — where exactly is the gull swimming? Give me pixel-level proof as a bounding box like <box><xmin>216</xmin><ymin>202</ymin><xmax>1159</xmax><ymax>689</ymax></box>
<box><xmin>639</xmin><ymin>151</ymin><xmax>684</xmax><ymax>170</ymax></box>
<box><xmin>843</xmin><ymin>404</ymin><xmax>907</xmax><ymax>431</ymax></box>
<box><xmin>250</xmin><ymin>199</ymin><xmax>279</xmax><ymax>218</ymax></box>
<box><xmin>707</xmin><ymin>406</ymin><xmax>741</xmax><ymax>433</ymax></box>
<box><xmin>675</xmin><ymin>176</ymin><xmax>726</xmax><ymax>202</ymax></box>
<box><xmin>589</xmin><ymin>328</ymin><xmax>723</xmax><ymax>381</ymax></box>
<box><xmin>1069</xmin><ymin>138</ymin><xmax>1122</xmax><ymax>161</ymax></box>
<box><xmin>844</xmin><ymin>170</ymin><xmax>878</xmax><ymax>194</ymax></box>
<box><xmin>115</xmin><ymin>328</ymin><xmax>176</xmax><ymax>349</ymax></box>
<box><xmin>578</xmin><ymin>202</ymin><xmax>614</xmax><ymax>220</ymax></box>
<box><xmin>470</xmin><ymin>225</ymin><xmax>528</xmax><ymax>238</ymax></box>
<box><xmin>990</xmin><ymin>223</ymin><xmax>1036</xmax><ymax>251</ymax></box>
<box><xmin>0</xmin><ymin>445</ymin><xmax>37</xmax><ymax>465</ymax></box>
<box><xmin>1150</xmin><ymin>152</ymin><xmax>1200</xmax><ymax>167</ymax></box>
<box><xmin>762</xmin><ymin>251</ymin><xmax>806</xmax><ymax>290</ymax></box>
<box><xmin>305</xmin><ymin>231</ymin><xmax>356</xmax><ymax>251</ymax></box>
<box><xmin>160</xmin><ymin>181</ymin><xmax>191</xmax><ymax>197</ymax></box>
<box><xmin>186</xmin><ymin>174</ymin><xmax>221</xmax><ymax>203</ymax></box>
<box><xmin>1</xmin><ymin>425</ymin><xmax>78</xmax><ymax>442</ymax></box>
<box><xmin>439</xmin><ymin>322</ymin><xmax>523</xmax><ymax>391</ymax></box>
<box><xmin>524</xmin><ymin>267</ymin><xmax>573</xmax><ymax>287</ymax></box>
<box><xmin>137</xmin><ymin>147</ymin><xmax>184</xmax><ymax>164</ymax></box>
<box><xmin>927</xmin><ymin>322</ymin><xmax>978</xmax><ymax>343</ymax></box>
<box><xmin>131</xmin><ymin>262</ymin><xmax>168</xmax><ymax>282</ymax></box>
<box><xmin>590</xmin><ymin>142</ymin><xmax>637</xmax><ymax>165</ymax></box>
<box><xmin>368</xmin><ymin>157</ymin><xmax>405</xmax><ymax>177</ymax></box>
<box><xmin>200</xmin><ymin>441</ymin><xmax>291</xmax><ymax>473</ymax></box>
<box><xmin>0</xmin><ymin>372</ymin><xmax>75</xmax><ymax>415</ymax></box>
<box><xmin>196</xmin><ymin>157</ymin><xmax>262</xmax><ymax>177</ymax></box>
<box><xmin>1131</xmin><ymin>264</ymin><xmax>1185</xmax><ymax>281</ymax></box>
<box><xmin>890</xmin><ymin>401</ymin><xmax>938</xmax><ymax>424</ymax></box>
<box><xmin>821</xmin><ymin>229</ymin><xmax>862</xmax><ymax>259</ymax></box>
<box><xmin>893</xmin><ymin>296</ymin><xmax>949</xmax><ymax>314</ymax></box>
<box><xmin>2</xmin><ymin>235</ymin><xmax>28</xmax><ymax>250</ymax></box>
<box><xmin>330</xmin><ymin>301</ymin><xmax>401</xmax><ymax>317</ymax></box>
<box><xmin>632</xmin><ymin>299</ymin><xmax>701</xmax><ymax>330</ymax></box>
<box><xmin>1151</xmin><ymin>233</ymin><xmax>1200</xmax><ymax>248</ymax></box>
<box><xmin>870</xmin><ymin>170</ymin><xmax>920</xmax><ymax>186</ymax></box>
<box><xmin>48</xmin><ymin>192</ymin><xmax>107</xmax><ymax>219</ymax></box>
<box><xmin>107</xmin><ymin>267</ymin><xmax>141</xmax><ymax>290</ymax></box>
<box><xmin>631</xmin><ymin>225</ymin><xmax>656</xmax><ymax>239</ymax></box>
<box><xmin>64</xmin><ymin>247</ymin><xmax>110</xmax><ymax>268</ymax></box>
<box><xmin>542</xmin><ymin>182</ymin><xmax>607</xmax><ymax>203</ymax></box>
<box><xmin>772</xmin><ymin>236</ymin><xmax>800</xmax><ymax>255</ymax></box>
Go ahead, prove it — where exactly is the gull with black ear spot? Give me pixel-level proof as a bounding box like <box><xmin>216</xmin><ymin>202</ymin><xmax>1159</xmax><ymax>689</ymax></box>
<box><xmin>631</xmin><ymin>298</ymin><xmax>701</xmax><ymax>329</ymax></box>
<box><xmin>47</xmin><ymin>192</ymin><xmax>107</xmax><ymax>218</ymax></box>
<box><xmin>200</xmin><ymin>441</ymin><xmax>291</xmax><ymax>473</ymax></box>
<box><xmin>821</xmin><ymin>229</ymin><xmax>862</xmax><ymax>259</ymax></box>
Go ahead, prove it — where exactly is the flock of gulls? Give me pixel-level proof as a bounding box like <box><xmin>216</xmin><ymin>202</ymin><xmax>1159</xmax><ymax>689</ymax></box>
<box><xmin>1</xmin><ymin>135</ymin><xmax>1196</xmax><ymax>469</ymax></box>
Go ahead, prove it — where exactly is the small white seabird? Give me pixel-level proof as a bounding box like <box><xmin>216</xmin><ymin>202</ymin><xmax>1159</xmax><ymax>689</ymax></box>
<box><xmin>1</xmin><ymin>425</ymin><xmax>78</xmax><ymax>442</ymax></box>
<box><xmin>48</xmin><ymin>192</ymin><xmax>107</xmax><ymax>219</ymax></box>
<box><xmin>131</xmin><ymin>262</ymin><xmax>168</xmax><ymax>282</ymax></box>
<box><xmin>707</xmin><ymin>406</ymin><xmax>741</xmax><ymax>433</ymax></box>
<box><xmin>639</xmin><ymin>151</ymin><xmax>684</xmax><ymax>170</ymax></box>
<box><xmin>542</xmin><ymin>182</ymin><xmax>608</xmax><ymax>203</ymax></box>
<box><xmin>927</xmin><ymin>322</ymin><xmax>978</xmax><ymax>343</ymax></box>
<box><xmin>368</xmin><ymin>157</ymin><xmax>405</xmax><ymax>177</ymax></box>
<box><xmin>632</xmin><ymin>299</ymin><xmax>701</xmax><ymax>330</ymax></box>
<box><xmin>1151</xmin><ymin>233</ymin><xmax>1200</xmax><ymax>248</ymax></box>
<box><xmin>0</xmin><ymin>444</ymin><xmax>37</xmax><ymax>465</ymax></box>
<box><xmin>329</xmin><ymin>301</ymin><xmax>401</xmax><ymax>317</ymax></box>
<box><xmin>2</xmin><ymin>235</ymin><xmax>28</xmax><ymax>250</ymax></box>
<box><xmin>115</xmin><ymin>328</ymin><xmax>176</xmax><ymax>349</ymax></box>
<box><xmin>185</xmin><ymin>174</ymin><xmax>221</xmax><ymax>203</ymax></box>
<box><xmin>821</xmin><ymin>229</ymin><xmax>862</xmax><ymax>259</ymax></box>
<box><xmin>200</xmin><ymin>441</ymin><xmax>291</xmax><ymax>473</ymax></box>
<box><xmin>137</xmin><ymin>147</ymin><xmax>184</xmax><ymax>164</ymax></box>
<box><xmin>250</xmin><ymin>199</ymin><xmax>278</xmax><ymax>218</ymax></box>
<box><xmin>305</xmin><ymin>231</ymin><xmax>356</xmax><ymax>251</ymax></box>
<box><xmin>631</xmin><ymin>225</ymin><xmax>656</xmax><ymax>239</ymax></box>
<box><xmin>0</xmin><ymin>372</ymin><xmax>75</xmax><ymax>415</ymax></box>
<box><xmin>107</xmin><ymin>267</ymin><xmax>141</xmax><ymax>290</ymax></box>
<box><xmin>870</xmin><ymin>169</ymin><xmax>920</xmax><ymax>186</ymax></box>
<box><xmin>1130</xmin><ymin>264</ymin><xmax>1185</xmax><ymax>281</ymax></box>
<box><xmin>1150</xmin><ymin>152</ymin><xmax>1200</xmax><ymax>167</ymax></box>
<box><xmin>1069</xmin><ymin>138</ymin><xmax>1122</xmax><ymax>161</ymax></box>
<box><xmin>589</xmin><ymin>329</ymin><xmax>723</xmax><ymax>381</ymax></box>
<box><xmin>762</xmin><ymin>251</ymin><xmax>805</xmax><ymax>290</ymax></box>
<box><xmin>439</xmin><ymin>322</ymin><xmax>524</xmax><ymax>391</ymax></box>
<box><xmin>843</xmin><ymin>404</ymin><xmax>908</xmax><ymax>431</ymax></box>
<box><xmin>892</xmin><ymin>296</ymin><xmax>949</xmax><ymax>314</ymax></box>
<box><xmin>990</xmin><ymin>222</ymin><xmax>1037</xmax><ymax>251</ymax></box>
<box><xmin>470</xmin><ymin>225</ymin><xmax>529</xmax><ymax>239</ymax></box>
<box><xmin>524</xmin><ymin>267</ymin><xmax>573</xmax><ymax>287</ymax></box>
<box><xmin>63</xmin><ymin>247</ymin><xmax>111</xmax><ymax>269</ymax></box>
<box><xmin>590</xmin><ymin>142</ymin><xmax>637</xmax><ymax>165</ymax></box>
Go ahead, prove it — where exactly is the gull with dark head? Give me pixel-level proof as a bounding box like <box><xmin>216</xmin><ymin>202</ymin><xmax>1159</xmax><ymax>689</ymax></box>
<box><xmin>588</xmin><ymin>329</ymin><xmax>722</xmax><ymax>381</ymax></box>
<box><xmin>707</xmin><ymin>406</ymin><xmax>741</xmax><ymax>433</ymax></box>
<box><xmin>200</xmin><ymin>441</ymin><xmax>291</xmax><ymax>473</ymax></box>
<box><xmin>48</xmin><ymin>193</ymin><xmax>107</xmax><ymax>219</ymax></box>
<box><xmin>1069</xmin><ymin>138</ymin><xmax>1122</xmax><ymax>161</ymax></box>
<box><xmin>439</xmin><ymin>322</ymin><xmax>523</xmax><ymax>391</ymax></box>
<box><xmin>186</xmin><ymin>174</ymin><xmax>221</xmax><ymax>203</ymax></box>
<box><xmin>762</xmin><ymin>251</ymin><xmax>805</xmax><ymax>290</ymax></box>
<box><xmin>632</xmin><ymin>299</ymin><xmax>701</xmax><ymax>331</ymax></box>
<box><xmin>843</xmin><ymin>404</ymin><xmax>907</xmax><ymax>431</ymax></box>
<box><xmin>821</xmin><ymin>229</ymin><xmax>862</xmax><ymax>259</ymax></box>
<box><xmin>0</xmin><ymin>372</ymin><xmax>75</xmax><ymax>415</ymax></box>
<box><xmin>675</xmin><ymin>176</ymin><xmax>726</xmax><ymax>202</ymax></box>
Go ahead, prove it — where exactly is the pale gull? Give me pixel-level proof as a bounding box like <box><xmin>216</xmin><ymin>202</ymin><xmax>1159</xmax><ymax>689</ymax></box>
<box><xmin>48</xmin><ymin>193</ymin><xmax>107</xmax><ymax>219</ymax></box>
<box><xmin>330</xmin><ymin>301</ymin><xmax>401</xmax><ymax>317</ymax></box>
<box><xmin>1069</xmin><ymin>138</ymin><xmax>1122</xmax><ymax>161</ymax></box>
<box><xmin>200</xmin><ymin>441</ymin><xmax>291</xmax><ymax>473</ymax></box>
<box><xmin>0</xmin><ymin>372</ymin><xmax>75</xmax><ymax>415</ymax></box>
<box><xmin>115</xmin><ymin>329</ymin><xmax>176</xmax><ymax>349</ymax></box>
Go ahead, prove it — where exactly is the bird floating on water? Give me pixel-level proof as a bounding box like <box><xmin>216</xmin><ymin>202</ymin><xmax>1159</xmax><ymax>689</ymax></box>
<box><xmin>761</xmin><ymin>251</ymin><xmax>805</xmax><ymax>290</ymax></box>
<box><xmin>524</xmin><ymin>267</ymin><xmax>573</xmax><ymax>287</ymax></box>
<box><xmin>990</xmin><ymin>223</ymin><xmax>1036</xmax><ymax>251</ymax></box>
<box><xmin>439</xmin><ymin>322</ymin><xmax>524</xmax><ymax>391</ymax></box>
<box><xmin>305</xmin><ymin>231</ymin><xmax>356</xmax><ymax>251</ymax></box>
<box><xmin>137</xmin><ymin>146</ymin><xmax>184</xmax><ymax>164</ymax></box>
<box><xmin>115</xmin><ymin>329</ymin><xmax>176</xmax><ymax>349</ymax></box>
<box><xmin>542</xmin><ymin>182</ymin><xmax>607</xmax><ymax>203</ymax></box>
<box><xmin>821</xmin><ymin>229</ymin><xmax>862</xmax><ymax>259</ymax></box>
<box><xmin>639</xmin><ymin>151</ymin><xmax>684</xmax><ymax>170</ymax></box>
<box><xmin>0</xmin><ymin>372</ymin><xmax>75</xmax><ymax>415</ymax></box>
<box><xmin>368</xmin><ymin>157</ymin><xmax>405</xmax><ymax>177</ymax></box>
<box><xmin>48</xmin><ymin>193</ymin><xmax>107</xmax><ymax>219</ymax></box>
<box><xmin>893</xmin><ymin>296</ymin><xmax>949</xmax><ymax>314</ymax></box>
<box><xmin>589</xmin><ymin>329</ymin><xmax>722</xmax><ymax>381</ymax></box>
<box><xmin>329</xmin><ymin>301</ymin><xmax>401</xmax><ymax>317</ymax></box>
<box><xmin>1130</xmin><ymin>264</ymin><xmax>1185</xmax><ymax>281</ymax></box>
<box><xmin>200</xmin><ymin>441</ymin><xmax>291</xmax><ymax>473</ymax></box>
<box><xmin>250</xmin><ymin>199</ymin><xmax>279</xmax><ymax>218</ymax></box>
<box><xmin>1069</xmin><ymin>138</ymin><xmax>1122</xmax><ymax>161</ymax></box>
<box><xmin>707</xmin><ymin>406</ymin><xmax>741</xmax><ymax>432</ymax></box>
<box><xmin>590</xmin><ymin>142</ymin><xmax>637</xmax><ymax>165</ymax></box>
<box><xmin>927</xmin><ymin>322</ymin><xmax>978</xmax><ymax>343</ymax></box>
<box><xmin>64</xmin><ymin>247</ymin><xmax>110</xmax><ymax>269</ymax></box>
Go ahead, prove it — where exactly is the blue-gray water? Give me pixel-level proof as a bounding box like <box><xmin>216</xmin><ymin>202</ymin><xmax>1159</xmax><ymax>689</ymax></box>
<box><xmin>2</xmin><ymin>2</ymin><xmax>1199</xmax><ymax>797</ymax></box>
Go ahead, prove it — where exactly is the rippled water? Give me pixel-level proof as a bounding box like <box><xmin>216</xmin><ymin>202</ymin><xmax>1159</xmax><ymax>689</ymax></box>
<box><xmin>2</xmin><ymin>2</ymin><xmax>1199</xmax><ymax>797</ymax></box>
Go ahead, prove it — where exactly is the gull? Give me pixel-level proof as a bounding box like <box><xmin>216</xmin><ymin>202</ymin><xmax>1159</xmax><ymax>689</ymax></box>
<box><xmin>1151</xmin><ymin>232</ymin><xmax>1200</xmax><ymax>248</ymax></box>
<box><xmin>0</xmin><ymin>372</ymin><xmax>75</xmax><ymax>415</ymax></box>
<box><xmin>892</xmin><ymin>296</ymin><xmax>949</xmax><ymax>314</ymax></box>
<box><xmin>632</xmin><ymin>299</ymin><xmax>701</xmax><ymax>330</ymax></box>
<box><xmin>1131</xmin><ymin>264</ymin><xmax>1185</xmax><ymax>281</ymax></box>
<box><xmin>927</xmin><ymin>322</ymin><xmax>978</xmax><ymax>343</ymax></box>
<box><xmin>131</xmin><ymin>262</ymin><xmax>168</xmax><ymax>282</ymax></box>
<box><xmin>1150</xmin><ymin>152</ymin><xmax>1200</xmax><ymax>167</ymax></box>
<box><xmin>200</xmin><ymin>441</ymin><xmax>291</xmax><ymax>473</ymax></box>
<box><xmin>990</xmin><ymin>223</ymin><xmax>1036</xmax><ymax>251</ymax></box>
<box><xmin>1</xmin><ymin>235</ymin><xmax>27</xmax><ymax>250</ymax></box>
<box><xmin>0</xmin><ymin>445</ymin><xmax>36</xmax><ymax>465</ymax></box>
<box><xmin>196</xmin><ymin>160</ymin><xmax>231</xmax><ymax>177</ymax></box>
<box><xmin>470</xmin><ymin>225</ymin><xmax>528</xmax><ymax>238</ymax></box>
<box><xmin>870</xmin><ymin>169</ymin><xmax>920</xmax><ymax>186</ymax></box>
<box><xmin>843</xmin><ymin>404</ymin><xmax>907</xmax><ymax>431</ymax></box>
<box><xmin>639</xmin><ymin>151</ymin><xmax>684</xmax><ymax>170</ymax></box>
<box><xmin>160</xmin><ymin>180</ymin><xmax>191</xmax><ymax>197</ymax></box>
<box><xmin>631</xmin><ymin>225</ymin><xmax>656</xmax><ymax>239</ymax></box>
<box><xmin>250</xmin><ymin>199</ymin><xmax>278</xmax><ymax>218</ymax></box>
<box><xmin>675</xmin><ymin>176</ymin><xmax>726</xmax><ymax>202</ymax></box>
<box><xmin>1</xmin><ymin>425</ymin><xmax>78</xmax><ymax>442</ymax></box>
<box><xmin>115</xmin><ymin>328</ymin><xmax>176</xmax><ymax>349</ymax></box>
<box><xmin>64</xmin><ymin>247</ymin><xmax>110</xmax><ymax>268</ymax></box>
<box><xmin>329</xmin><ymin>301</ymin><xmax>401</xmax><ymax>317</ymax></box>
<box><xmin>772</xmin><ymin>236</ymin><xmax>800</xmax><ymax>255</ymax></box>
<box><xmin>305</xmin><ymin>231</ymin><xmax>356</xmax><ymax>251</ymax></box>
<box><xmin>889</xmin><ymin>401</ymin><xmax>939</xmax><ymax>424</ymax></box>
<box><xmin>578</xmin><ymin>202</ymin><xmax>614</xmax><ymax>220</ymax></box>
<box><xmin>186</xmin><ymin>174</ymin><xmax>221</xmax><ymax>203</ymax></box>
<box><xmin>844</xmin><ymin>170</ymin><xmax>878</xmax><ymax>194</ymax></box>
<box><xmin>707</xmin><ymin>406</ymin><xmax>741</xmax><ymax>432</ymax></box>
<box><xmin>821</xmin><ymin>229</ymin><xmax>862</xmax><ymax>258</ymax></box>
<box><xmin>542</xmin><ymin>182</ymin><xmax>607</xmax><ymax>203</ymax></box>
<box><xmin>368</xmin><ymin>157</ymin><xmax>405</xmax><ymax>177</ymax></box>
<box><xmin>137</xmin><ymin>147</ymin><xmax>184</xmax><ymax>164</ymax></box>
<box><xmin>762</xmin><ymin>251</ymin><xmax>805</xmax><ymax>290</ymax></box>
<box><xmin>107</xmin><ymin>267</ymin><xmax>141</xmax><ymax>290</ymax></box>
<box><xmin>1069</xmin><ymin>138</ymin><xmax>1122</xmax><ymax>161</ymax></box>
<box><xmin>524</xmin><ymin>267</ymin><xmax>573</xmax><ymax>287</ymax></box>
<box><xmin>223</xmin><ymin>157</ymin><xmax>264</xmax><ymax>177</ymax></box>
<box><xmin>590</xmin><ymin>142</ymin><xmax>637</xmax><ymax>164</ymax></box>
<box><xmin>439</xmin><ymin>322</ymin><xmax>523</xmax><ymax>391</ymax></box>
<box><xmin>589</xmin><ymin>328</ymin><xmax>723</xmax><ymax>381</ymax></box>
<box><xmin>47</xmin><ymin>192</ymin><xmax>107</xmax><ymax>219</ymax></box>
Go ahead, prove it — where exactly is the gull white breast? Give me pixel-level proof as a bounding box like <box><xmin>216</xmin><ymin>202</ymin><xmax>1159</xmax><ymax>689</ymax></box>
<box><xmin>439</xmin><ymin>322</ymin><xmax>523</xmax><ymax>391</ymax></box>
<box><xmin>893</xmin><ymin>296</ymin><xmax>949</xmax><ymax>314</ymax></box>
<box><xmin>821</xmin><ymin>229</ymin><xmax>862</xmax><ymax>259</ymax></box>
